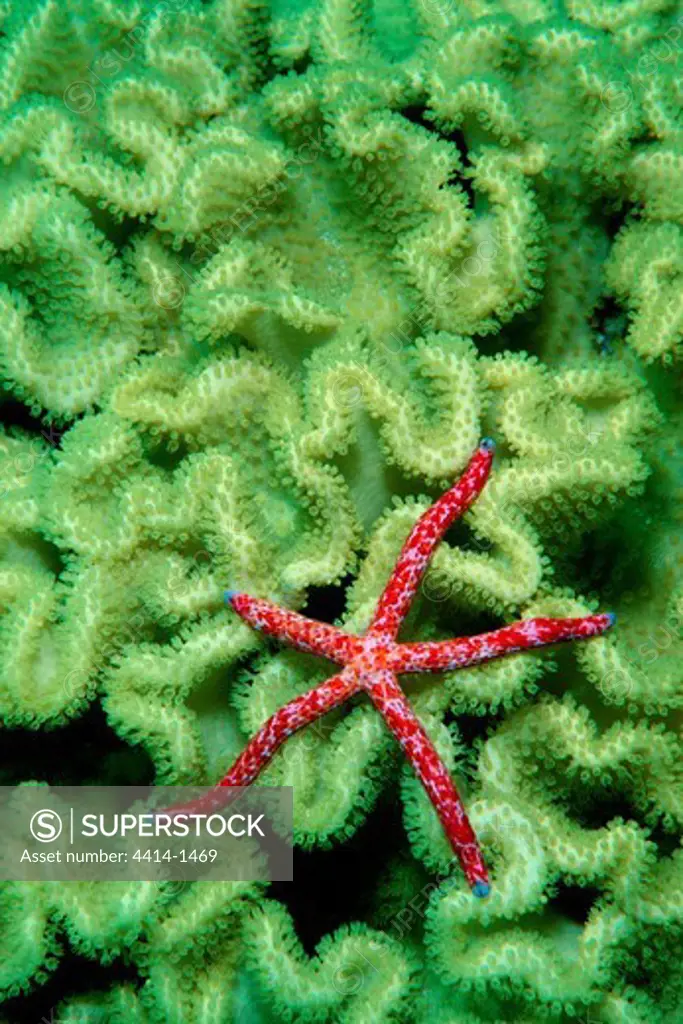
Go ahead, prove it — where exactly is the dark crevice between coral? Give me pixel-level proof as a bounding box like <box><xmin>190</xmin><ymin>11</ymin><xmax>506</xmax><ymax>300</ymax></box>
<box><xmin>491</xmin><ymin>304</ymin><xmax>544</xmax><ymax>355</ymax></box>
<box><xmin>466</xmin><ymin>330</ymin><xmax>512</xmax><ymax>358</ymax></box>
<box><xmin>602</xmin><ymin>198</ymin><xmax>637</xmax><ymax>241</ymax></box>
<box><xmin>0</xmin><ymin>703</ymin><xmax>155</xmax><ymax>787</ymax></box>
<box><xmin>558</xmin><ymin>782</ymin><xmax>637</xmax><ymax>829</ymax></box>
<box><xmin>268</xmin><ymin>785</ymin><xmax>406</xmax><ymax>957</ymax></box>
<box><xmin>565</xmin><ymin>482</ymin><xmax>653</xmax><ymax>602</ymax></box>
<box><xmin>83</xmin><ymin>203</ymin><xmax>145</xmax><ymax>254</ymax></box>
<box><xmin>558</xmin><ymin>783</ymin><xmax>681</xmax><ymax>859</ymax></box>
<box><xmin>547</xmin><ymin>880</ymin><xmax>600</xmax><ymax>925</ymax></box>
<box><xmin>427</xmin><ymin>603</ymin><xmax>503</xmax><ymax>651</ymax></box>
<box><xmin>554</xmin><ymin>512</ymin><xmax>625</xmax><ymax>602</ymax></box>
<box><xmin>410</xmin><ymin>515</ymin><xmax>502</xmax><ymax>636</ymax></box>
<box><xmin>398</xmin><ymin>105</ymin><xmax>435</xmax><ymax>133</ymax></box>
<box><xmin>290</xmin><ymin>54</ymin><xmax>313</xmax><ymax>76</ymax></box>
<box><xmin>1</xmin><ymin>953</ymin><xmax>140</xmax><ymax>1024</ymax></box>
<box><xmin>0</xmin><ymin>396</ymin><xmax>72</xmax><ymax>446</ymax></box>
<box><xmin>589</xmin><ymin>294</ymin><xmax>628</xmax><ymax>355</ymax></box>
<box><xmin>148</xmin><ymin>621</ymin><xmax>184</xmax><ymax>646</ymax></box>
<box><xmin>186</xmin><ymin>648</ymin><xmax>264</xmax><ymax>719</ymax></box>
<box><xmin>444</xmin><ymin>708</ymin><xmax>506</xmax><ymax>749</ymax></box>
<box><xmin>646</xmin><ymin>822</ymin><xmax>681</xmax><ymax>860</ymax></box>
<box><xmin>299</xmin><ymin>573</ymin><xmax>356</xmax><ymax>625</ymax></box>
<box><xmin>22</xmin><ymin>533</ymin><xmax>66</xmax><ymax>580</ymax></box>
<box><xmin>441</xmin><ymin>515</ymin><xmax>492</xmax><ymax>555</ymax></box>
<box><xmin>444</xmin><ymin>129</ymin><xmax>476</xmax><ymax>209</ymax></box>
<box><xmin>143</xmin><ymin>435</ymin><xmax>191</xmax><ymax>471</ymax></box>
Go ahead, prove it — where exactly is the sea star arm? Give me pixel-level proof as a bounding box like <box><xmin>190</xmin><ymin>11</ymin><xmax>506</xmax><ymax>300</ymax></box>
<box><xmin>225</xmin><ymin>590</ymin><xmax>363</xmax><ymax>663</ymax></box>
<box><xmin>362</xmin><ymin>668</ymin><xmax>490</xmax><ymax>895</ymax></box>
<box><xmin>156</xmin><ymin>668</ymin><xmax>359</xmax><ymax>819</ymax></box>
<box><xmin>398</xmin><ymin>612</ymin><xmax>616</xmax><ymax>673</ymax></box>
<box><xmin>217</xmin><ymin>667</ymin><xmax>359</xmax><ymax>786</ymax></box>
<box><xmin>368</xmin><ymin>439</ymin><xmax>495</xmax><ymax>640</ymax></box>
<box><xmin>174</xmin><ymin>441</ymin><xmax>619</xmax><ymax>900</ymax></box>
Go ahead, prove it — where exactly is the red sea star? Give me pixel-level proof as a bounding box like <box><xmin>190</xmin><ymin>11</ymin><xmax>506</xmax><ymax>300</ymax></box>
<box><xmin>166</xmin><ymin>439</ymin><xmax>615</xmax><ymax>897</ymax></box>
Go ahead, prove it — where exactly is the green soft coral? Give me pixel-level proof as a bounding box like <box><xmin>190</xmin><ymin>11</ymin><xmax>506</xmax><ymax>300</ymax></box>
<box><xmin>1</xmin><ymin>0</ymin><xmax>682</xmax><ymax>1022</ymax></box>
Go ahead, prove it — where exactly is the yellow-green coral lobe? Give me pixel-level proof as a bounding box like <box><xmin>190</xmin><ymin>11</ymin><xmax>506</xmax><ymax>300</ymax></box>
<box><xmin>0</xmin><ymin>0</ymin><xmax>681</xmax><ymax>1021</ymax></box>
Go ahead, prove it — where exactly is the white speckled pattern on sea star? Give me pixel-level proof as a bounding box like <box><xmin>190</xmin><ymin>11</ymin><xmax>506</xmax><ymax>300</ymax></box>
<box><xmin>161</xmin><ymin>440</ymin><xmax>615</xmax><ymax>897</ymax></box>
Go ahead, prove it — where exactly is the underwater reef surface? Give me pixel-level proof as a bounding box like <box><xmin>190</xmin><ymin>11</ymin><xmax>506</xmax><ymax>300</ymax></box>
<box><xmin>0</xmin><ymin>0</ymin><xmax>681</xmax><ymax>1020</ymax></box>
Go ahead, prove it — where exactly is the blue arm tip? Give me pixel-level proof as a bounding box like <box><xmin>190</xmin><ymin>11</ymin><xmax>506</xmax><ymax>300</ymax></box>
<box><xmin>224</xmin><ymin>590</ymin><xmax>239</xmax><ymax>605</ymax></box>
<box><xmin>472</xmin><ymin>881</ymin><xmax>490</xmax><ymax>898</ymax></box>
<box><xmin>479</xmin><ymin>437</ymin><xmax>495</xmax><ymax>453</ymax></box>
<box><xmin>607</xmin><ymin>611</ymin><xmax>617</xmax><ymax>627</ymax></box>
